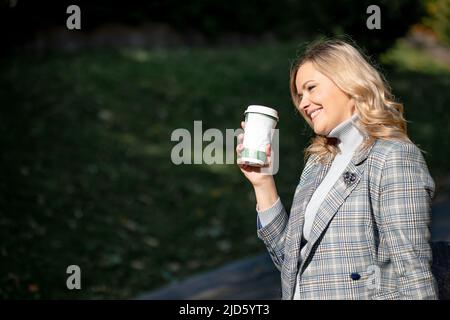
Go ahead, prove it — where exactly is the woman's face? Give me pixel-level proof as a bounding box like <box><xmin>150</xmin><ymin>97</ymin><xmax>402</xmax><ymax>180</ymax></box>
<box><xmin>295</xmin><ymin>61</ymin><xmax>355</xmax><ymax>136</ymax></box>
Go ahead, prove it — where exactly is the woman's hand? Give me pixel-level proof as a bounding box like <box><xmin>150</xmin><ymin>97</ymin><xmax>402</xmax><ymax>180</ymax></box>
<box><xmin>236</xmin><ymin>121</ymin><xmax>274</xmax><ymax>188</ymax></box>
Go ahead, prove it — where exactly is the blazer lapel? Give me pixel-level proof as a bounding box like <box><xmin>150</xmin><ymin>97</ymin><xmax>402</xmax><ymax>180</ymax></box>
<box><xmin>286</xmin><ymin>157</ymin><xmax>331</xmax><ymax>263</ymax></box>
<box><xmin>297</xmin><ymin>140</ymin><xmax>377</xmax><ymax>274</ymax></box>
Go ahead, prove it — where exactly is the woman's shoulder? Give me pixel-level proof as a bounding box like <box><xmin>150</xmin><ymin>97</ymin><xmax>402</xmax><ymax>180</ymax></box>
<box><xmin>370</xmin><ymin>138</ymin><xmax>428</xmax><ymax>166</ymax></box>
<box><xmin>369</xmin><ymin>138</ymin><xmax>435</xmax><ymax>194</ymax></box>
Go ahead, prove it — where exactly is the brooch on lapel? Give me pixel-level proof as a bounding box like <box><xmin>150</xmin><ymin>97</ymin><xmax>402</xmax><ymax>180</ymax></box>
<box><xmin>343</xmin><ymin>171</ymin><xmax>356</xmax><ymax>186</ymax></box>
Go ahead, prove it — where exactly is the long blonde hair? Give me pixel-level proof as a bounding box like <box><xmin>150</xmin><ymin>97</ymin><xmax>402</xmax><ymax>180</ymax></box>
<box><xmin>289</xmin><ymin>38</ymin><xmax>412</xmax><ymax>164</ymax></box>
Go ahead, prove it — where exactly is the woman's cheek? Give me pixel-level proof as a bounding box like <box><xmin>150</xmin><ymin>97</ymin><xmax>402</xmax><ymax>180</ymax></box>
<box><xmin>311</xmin><ymin>90</ymin><xmax>324</xmax><ymax>106</ymax></box>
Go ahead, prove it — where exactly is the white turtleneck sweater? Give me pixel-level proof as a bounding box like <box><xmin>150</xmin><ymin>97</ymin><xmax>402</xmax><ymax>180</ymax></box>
<box><xmin>301</xmin><ymin>113</ymin><xmax>365</xmax><ymax>245</ymax></box>
<box><xmin>256</xmin><ymin>113</ymin><xmax>366</xmax><ymax>299</ymax></box>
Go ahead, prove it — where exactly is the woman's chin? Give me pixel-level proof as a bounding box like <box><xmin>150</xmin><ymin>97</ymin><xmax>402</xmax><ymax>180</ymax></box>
<box><xmin>313</xmin><ymin>124</ymin><xmax>327</xmax><ymax>136</ymax></box>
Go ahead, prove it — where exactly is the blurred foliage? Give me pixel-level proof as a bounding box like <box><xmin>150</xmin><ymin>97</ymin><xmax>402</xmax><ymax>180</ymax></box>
<box><xmin>380</xmin><ymin>38</ymin><xmax>450</xmax><ymax>72</ymax></box>
<box><xmin>422</xmin><ymin>0</ymin><xmax>450</xmax><ymax>46</ymax></box>
<box><xmin>0</xmin><ymin>37</ymin><xmax>449</xmax><ymax>298</ymax></box>
<box><xmin>1</xmin><ymin>0</ymin><xmax>426</xmax><ymax>55</ymax></box>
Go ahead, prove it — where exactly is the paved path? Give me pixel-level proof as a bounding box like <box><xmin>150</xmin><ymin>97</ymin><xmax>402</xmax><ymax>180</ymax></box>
<box><xmin>137</xmin><ymin>254</ymin><xmax>280</xmax><ymax>300</ymax></box>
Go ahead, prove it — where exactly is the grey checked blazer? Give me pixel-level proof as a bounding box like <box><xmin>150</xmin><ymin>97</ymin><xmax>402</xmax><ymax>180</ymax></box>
<box><xmin>257</xmin><ymin>138</ymin><xmax>438</xmax><ymax>300</ymax></box>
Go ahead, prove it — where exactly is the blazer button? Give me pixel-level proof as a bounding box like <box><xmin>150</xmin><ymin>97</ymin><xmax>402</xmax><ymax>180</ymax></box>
<box><xmin>350</xmin><ymin>272</ymin><xmax>361</xmax><ymax>281</ymax></box>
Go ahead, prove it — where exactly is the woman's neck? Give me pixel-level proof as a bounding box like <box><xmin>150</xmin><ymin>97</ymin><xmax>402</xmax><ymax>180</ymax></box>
<box><xmin>326</xmin><ymin>113</ymin><xmax>365</xmax><ymax>154</ymax></box>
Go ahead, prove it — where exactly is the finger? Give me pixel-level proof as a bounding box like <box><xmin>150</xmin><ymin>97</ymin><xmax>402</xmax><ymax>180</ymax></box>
<box><xmin>241</xmin><ymin>121</ymin><xmax>245</xmax><ymax>129</ymax></box>
<box><xmin>263</xmin><ymin>156</ymin><xmax>271</xmax><ymax>168</ymax></box>
<box><xmin>265</xmin><ymin>145</ymin><xmax>272</xmax><ymax>168</ymax></box>
<box><xmin>236</xmin><ymin>143</ymin><xmax>244</xmax><ymax>154</ymax></box>
<box><xmin>238</xmin><ymin>163</ymin><xmax>248</xmax><ymax>171</ymax></box>
<box><xmin>237</xmin><ymin>133</ymin><xmax>244</xmax><ymax>144</ymax></box>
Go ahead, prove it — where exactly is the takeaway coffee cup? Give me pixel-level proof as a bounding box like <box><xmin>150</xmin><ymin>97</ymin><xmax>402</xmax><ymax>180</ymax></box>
<box><xmin>238</xmin><ymin>105</ymin><xmax>279</xmax><ymax>167</ymax></box>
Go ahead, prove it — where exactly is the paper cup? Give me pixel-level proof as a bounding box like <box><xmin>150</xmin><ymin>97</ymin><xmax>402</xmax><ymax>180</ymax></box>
<box><xmin>238</xmin><ymin>105</ymin><xmax>279</xmax><ymax>167</ymax></box>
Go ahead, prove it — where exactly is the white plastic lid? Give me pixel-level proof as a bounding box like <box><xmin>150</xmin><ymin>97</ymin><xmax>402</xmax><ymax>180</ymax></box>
<box><xmin>244</xmin><ymin>105</ymin><xmax>279</xmax><ymax>121</ymax></box>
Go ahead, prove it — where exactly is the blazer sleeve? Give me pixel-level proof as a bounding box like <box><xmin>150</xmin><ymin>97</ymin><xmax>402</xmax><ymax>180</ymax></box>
<box><xmin>256</xmin><ymin>198</ymin><xmax>289</xmax><ymax>272</ymax></box>
<box><xmin>378</xmin><ymin>142</ymin><xmax>438</xmax><ymax>299</ymax></box>
<box><xmin>256</xmin><ymin>154</ymin><xmax>317</xmax><ymax>272</ymax></box>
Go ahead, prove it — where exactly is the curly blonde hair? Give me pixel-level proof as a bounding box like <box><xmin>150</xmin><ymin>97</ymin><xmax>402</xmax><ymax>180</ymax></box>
<box><xmin>289</xmin><ymin>39</ymin><xmax>412</xmax><ymax>164</ymax></box>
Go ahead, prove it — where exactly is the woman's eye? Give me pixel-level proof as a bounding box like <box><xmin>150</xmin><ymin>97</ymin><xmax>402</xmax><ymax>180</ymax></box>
<box><xmin>308</xmin><ymin>85</ymin><xmax>316</xmax><ymax>91</ymax></box>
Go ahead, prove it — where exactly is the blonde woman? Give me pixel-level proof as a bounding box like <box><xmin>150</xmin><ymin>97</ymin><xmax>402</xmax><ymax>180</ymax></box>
<box><xmin>236</xmin><ymin>39</ymin><xmax>437</xmax><ymax>300</ymax></box>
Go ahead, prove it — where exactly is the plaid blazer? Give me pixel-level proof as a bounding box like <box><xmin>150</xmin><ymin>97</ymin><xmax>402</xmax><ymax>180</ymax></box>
<box><xmin>257</xmin><ymin>138</ymin><xmax>438</xmax><ymax>300</ymax></box>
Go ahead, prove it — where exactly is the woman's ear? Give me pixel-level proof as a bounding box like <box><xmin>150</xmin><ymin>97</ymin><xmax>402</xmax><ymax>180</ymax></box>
<box><xmin>348</xmin><ymin>97</ymin><xmax>356</xmax><ymax>113</ymax></box>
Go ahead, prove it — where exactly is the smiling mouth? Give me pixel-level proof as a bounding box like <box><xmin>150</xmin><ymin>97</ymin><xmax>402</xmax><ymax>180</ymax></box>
<box><xmin>310</xmin><ymin>108</ymin><xmax>323</xmax><ymax>121</ymax></box>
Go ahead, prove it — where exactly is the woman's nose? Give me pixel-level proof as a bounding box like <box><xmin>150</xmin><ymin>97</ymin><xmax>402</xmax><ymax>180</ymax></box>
<box><xmin>299</xmin><ymin>96</ymin><xmax>310</xmax><ymax>112</ymax></box>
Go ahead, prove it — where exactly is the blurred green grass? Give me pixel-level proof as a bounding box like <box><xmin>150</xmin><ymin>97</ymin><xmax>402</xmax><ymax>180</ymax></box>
<box><xmin>0</xmin><ymin>39</ymin><xmax>449</xmax><ymax>299</ymax></box>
